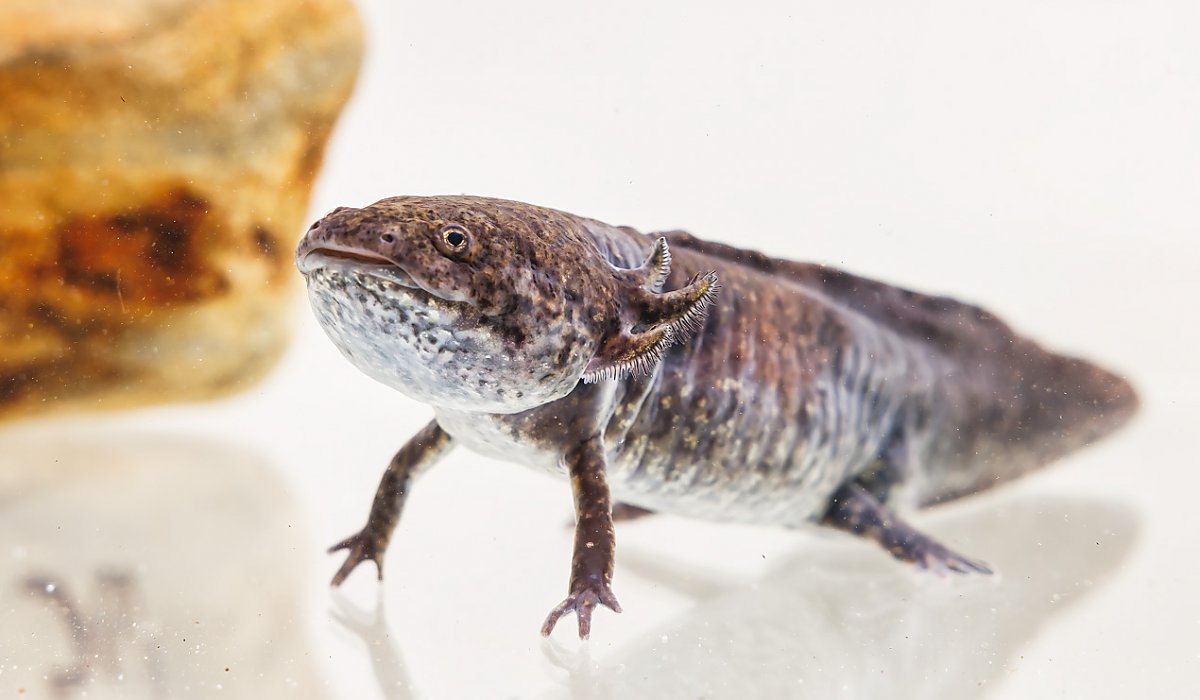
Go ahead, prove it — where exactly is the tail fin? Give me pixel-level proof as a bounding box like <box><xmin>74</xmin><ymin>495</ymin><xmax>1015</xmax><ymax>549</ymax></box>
<box><xmin>919</xmin><ymin>350</ymin><xmax>1138</xmax><ymax>506</ymax></box>
<box><xmin>1037</xmin><ymin>354</ymin><xmax>1140</xmax><ymax>450</ymax></box>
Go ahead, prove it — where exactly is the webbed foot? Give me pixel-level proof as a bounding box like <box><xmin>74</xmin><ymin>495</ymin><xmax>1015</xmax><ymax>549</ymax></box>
<box><xmin>328</xmin><ymin>529</ymin><xmax>385</xmax><ymax>586</ymax></box>
<box><xmin>540</xmin><ymin>582</ymin><xmax>622</xmax><ymax>639</ymax></box>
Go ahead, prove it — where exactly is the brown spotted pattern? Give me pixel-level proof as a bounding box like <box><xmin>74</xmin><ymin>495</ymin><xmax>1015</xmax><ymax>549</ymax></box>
<box><xmin>301</xmin><ymin>195</ymin><xmax>1139</xmax><ymax>638</ymax></box>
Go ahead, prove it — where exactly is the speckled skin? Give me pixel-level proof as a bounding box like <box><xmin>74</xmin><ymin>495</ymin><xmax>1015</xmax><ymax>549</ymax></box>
<box><xmin>296</xmin><ymin>196</ymin><xmax>1138</xmax><ymax>638</ymax></box>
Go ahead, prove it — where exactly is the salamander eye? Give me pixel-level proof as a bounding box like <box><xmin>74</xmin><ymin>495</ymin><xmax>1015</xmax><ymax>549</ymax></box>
<box><xmin>438</xmin><ymin>225</ymin><xmax>471</xmax><ymax>255</ymax></box>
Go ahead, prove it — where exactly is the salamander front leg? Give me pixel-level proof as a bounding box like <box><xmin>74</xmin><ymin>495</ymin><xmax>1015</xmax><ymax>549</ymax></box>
<box><xmin>329</xmin><ymin>420</ymin><xmax>454</xmax><ymax>585</ymax></box>
<box><xmin>821</xmin><ymin>482</ymin><xmax>992</xmax><ymax>575</ymax></box>
<box><xmin>541</xmin><ymin>436</ymin><xmax>622</xmax><ymax>639</ymax></box>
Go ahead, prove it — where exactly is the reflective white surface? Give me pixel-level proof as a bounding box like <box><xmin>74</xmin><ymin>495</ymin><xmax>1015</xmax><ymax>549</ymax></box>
<box><xmin>3</xmin><ymin>1</ymin><xmax>1198</xmax><ymax>697</ymax></box>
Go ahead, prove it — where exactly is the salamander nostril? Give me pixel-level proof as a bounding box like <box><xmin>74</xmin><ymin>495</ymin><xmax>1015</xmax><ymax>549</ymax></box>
<box><xmin>307</xmin><ymin>220</ymin><xmax>321</xmax><ymax>231</ymax></box>
<box><xmin>380</xmin><ymin>233</ymin><xmax>396</xmax><ymax>244</ymax></box>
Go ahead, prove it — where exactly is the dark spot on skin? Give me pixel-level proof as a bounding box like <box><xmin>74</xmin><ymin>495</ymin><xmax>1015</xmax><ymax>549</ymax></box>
<box><xmin>474</xmin><ymin>305</ymin><xmax>530</xmax><ymax>348</ymax></box>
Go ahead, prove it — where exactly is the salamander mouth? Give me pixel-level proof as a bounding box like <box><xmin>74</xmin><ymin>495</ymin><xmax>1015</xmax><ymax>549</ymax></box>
<box><xmin>298</xmin><ymin>247</ymin><xmax>419</xmax><ymax>288</ymax></box>
<box><xmin>298</xmin><ymin>246</ymin><xmax>477</xmax><ymax>307</ymax></box>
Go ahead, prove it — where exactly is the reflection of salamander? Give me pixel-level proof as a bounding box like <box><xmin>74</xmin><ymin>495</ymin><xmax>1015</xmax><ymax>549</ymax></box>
<box><xmin>296</xmin><ymin>196</ymin><xmax>1138</xmax><ymax>638</ymax></box>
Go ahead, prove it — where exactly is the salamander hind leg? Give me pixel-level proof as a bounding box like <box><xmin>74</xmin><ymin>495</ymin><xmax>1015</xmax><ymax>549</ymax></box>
<box><xmin>563</xmin><ymin>501</ymin><xmax>653</xmax><ymax>529</ymax></box>
<box><xmin>611</xmin><ymin>502</ymin><xmax>655</xmax><ymax>522</ymax></box>
<box><xmin>821</xmin><ymin>482</ymin><xmax>992</xmax><ymax>575</ymax></box>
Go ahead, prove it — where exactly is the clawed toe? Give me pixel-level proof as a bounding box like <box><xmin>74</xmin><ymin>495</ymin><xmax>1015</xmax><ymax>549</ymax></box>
<box><xmin>328</xmin><ymin>530</ymin><xmax>384</xmax><ymax>586</ymax></box>
<box><xmin>945</xmin><ymin>552</ymin><xmax>992</xmax><ymax>575</ymax></box>
<box><xmin>540</xmin><ymin>585</ymin><xmax>622</xmax><ymax>639</ymax></box>
<box><xmin>912</xmin><ymin>541</ymin><xmax>992</xmax><ymax>577</ymax></box>
<box><xmin>825</xmin><ymin>483</ymin><xmax>993</xmax><ymax>579</ymax></box>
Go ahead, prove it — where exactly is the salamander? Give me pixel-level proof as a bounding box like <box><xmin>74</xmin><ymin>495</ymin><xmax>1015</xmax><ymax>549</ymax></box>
<box><xmin>295</xmin><ymin>195</ymin><xmax>1138</xmax><ymax>638</ymax></box>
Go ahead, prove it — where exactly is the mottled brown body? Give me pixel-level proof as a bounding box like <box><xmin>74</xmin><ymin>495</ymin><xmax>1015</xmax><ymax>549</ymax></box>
<box><xmin>297</xmin><ymin>196</ymin><xmax>1137</xmax><ymax>638</ymax></box>
<box><xmin>629</xmin><ymin>231</ymin><xmax>1136</xmax><ymax>510</ymax></box>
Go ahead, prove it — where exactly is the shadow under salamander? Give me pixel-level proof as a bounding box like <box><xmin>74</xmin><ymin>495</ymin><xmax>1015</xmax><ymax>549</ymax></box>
<box><xmin>539</xmin><ymin>494</ymin><xmax>1138</xmax><ymax>700</ymax></box>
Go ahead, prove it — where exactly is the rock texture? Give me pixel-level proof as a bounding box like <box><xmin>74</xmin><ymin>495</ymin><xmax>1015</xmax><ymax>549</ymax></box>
<box><xmin>0</xmin><ymin>0</ymin><xmax>362</xmax><ymax>419</ymax></box>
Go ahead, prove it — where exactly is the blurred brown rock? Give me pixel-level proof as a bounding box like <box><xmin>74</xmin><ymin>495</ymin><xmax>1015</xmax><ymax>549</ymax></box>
<box><xmin>0</xmin><ymin>0</ymin><xmax>362</xmax><ymax>420</ymax></box>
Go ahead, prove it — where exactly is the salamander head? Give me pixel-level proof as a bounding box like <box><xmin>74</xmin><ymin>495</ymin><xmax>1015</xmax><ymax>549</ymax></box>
<box><xmin>296</xmin><ymin>195</ymin><xmax>717</xmax><ymax>413</ymax></box>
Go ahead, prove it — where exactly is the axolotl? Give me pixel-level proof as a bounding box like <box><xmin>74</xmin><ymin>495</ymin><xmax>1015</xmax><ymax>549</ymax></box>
<box><xmin>295</xmin><ymin>195</ymin><xmax>1137</xmax><ymax>638</ymax></box>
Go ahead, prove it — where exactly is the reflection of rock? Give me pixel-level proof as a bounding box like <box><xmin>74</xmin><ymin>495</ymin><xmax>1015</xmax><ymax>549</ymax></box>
<box><xmin>0</xmin><ymin>0</ymin><xmax>362</xmax><ymax>421</ymax></box>
<box><xmin>540</xmin><ymin>496</ymin><xmax>1137</xmax><ymax>700</ymax></box>
<box><xmin>0</xmin><ymin>425</ymin><xmax>325</xmax><ymax>699</ymax></box>
<box><xmin>23</xmin><ymin>571</ymin><xmax>167</xmax><ymax>698</ymax></box>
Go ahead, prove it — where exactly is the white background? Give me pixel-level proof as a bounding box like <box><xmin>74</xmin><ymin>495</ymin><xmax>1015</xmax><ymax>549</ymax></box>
<box><xmin>5</xmin><ymin>1</ymin><xmax>1199</xmax><ymax>698</ymax></box>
